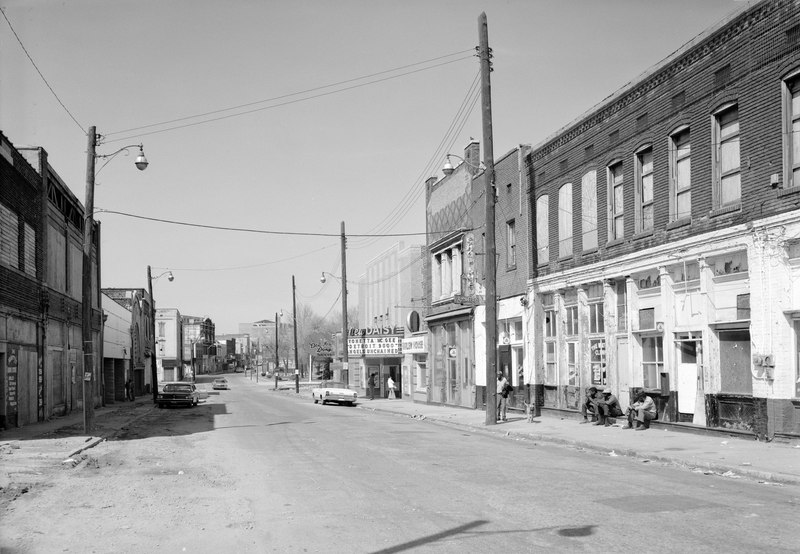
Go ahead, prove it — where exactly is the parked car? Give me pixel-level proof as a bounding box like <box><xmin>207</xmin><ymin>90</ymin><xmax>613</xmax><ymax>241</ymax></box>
<box><xmin>157</xmin><ymin>382</ymin><xmax>199</xmax><ymax>408</ymax></box>
<box><xmin>212</xmin><ymin>378</ymin><xmax>229</xmax><ymax>390</ymax></box>
<box><xmin>312</xmin><ymin>381</ymin><xmax>358</xmax><ymax>406</ymax></box>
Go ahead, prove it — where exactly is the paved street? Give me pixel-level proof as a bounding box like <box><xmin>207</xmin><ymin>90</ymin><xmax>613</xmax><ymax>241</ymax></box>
<box><xmin>2</xmin><ymin>373</ymin><xmax>799</xmax><ymax>553</ymax></box>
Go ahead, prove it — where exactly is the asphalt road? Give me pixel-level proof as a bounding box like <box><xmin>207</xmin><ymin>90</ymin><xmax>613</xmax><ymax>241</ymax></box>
<box><xmin>3</xmin><ymin>373</ymin><xmax>798</xmax><ymax>553</ymax></box>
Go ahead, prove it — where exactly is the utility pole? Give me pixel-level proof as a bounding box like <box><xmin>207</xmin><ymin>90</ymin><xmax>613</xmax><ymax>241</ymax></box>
<box><xmin>275</xmin><ymin>311</ymin><xmax>280</xmax><ymax>374</ymax></box>
<box><xmin>292</xmin><ymin>275</ymin><xmax>299</xmax><ymax>378</ymax></box>
<box><xmin>147</xmin><ymin>266</ymin><xmax>158</xmax><ymax>404</ymax></box>
<box><xmin>340</xmin><ymin>221</ymin><xmax>349</xmax><ymax>385</ymax></box>
<box><xmin>479</xmin><ymin>13</ymin><xmax>498</xmax><ymax>426</ymax></box>
<box><xmin>82</xmin><ymin>127</ymin><xmax>97</xmax><ymax>433</ymax></box>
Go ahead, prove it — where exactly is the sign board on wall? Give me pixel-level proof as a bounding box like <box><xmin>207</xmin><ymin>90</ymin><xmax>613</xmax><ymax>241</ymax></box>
<box><xmin>401</xmin><ymin>335</ymin><xmax>427</xmax><ymax>354</ymax></box>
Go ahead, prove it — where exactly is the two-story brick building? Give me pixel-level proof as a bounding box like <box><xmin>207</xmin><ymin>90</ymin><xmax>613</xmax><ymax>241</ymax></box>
<box><xmin>1</xmin><ymin>132</ymin><xmax>102</xmax><ymax>429</ymax></box>
<box><xmin>525</xmin><ymin>0</ymin><xmax>800</xmax><ymax>440</ymax></box>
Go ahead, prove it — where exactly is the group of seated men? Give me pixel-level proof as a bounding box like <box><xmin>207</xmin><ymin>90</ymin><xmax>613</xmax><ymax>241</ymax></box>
<box><xmin>580</xmin><ymin>386</ymin><xmax>657</xmax><ymax>430</ymax></box>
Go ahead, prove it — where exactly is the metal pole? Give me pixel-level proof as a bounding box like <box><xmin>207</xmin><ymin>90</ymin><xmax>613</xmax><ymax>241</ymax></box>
<box><xmin>479</xmin><ymin>13</ymin><xmax>498</xmax><ymax>425</ymax></box>
<box><xmin>82</xmin><ymin>126</ymin><xmax>97</xmax><ymax>433</ymax></box>
<box><xmin>292</xmin><ymin>275</ymin><xmax>299</xmax><ymax>379</ymax></box>
<box><xmin>340</xmin><ymin>221</ymin><xmax>349</xmax><ymax>385</ymax></box>
<box><xmin>147</xmin><ymin>265</ymin><xmax>158</xmax><ymax>404</ymax></box>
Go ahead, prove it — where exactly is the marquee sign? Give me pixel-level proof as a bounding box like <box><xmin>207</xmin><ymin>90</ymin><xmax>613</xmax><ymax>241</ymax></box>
<box><xmin>348</xmin><ymin>336</ymin><xmax>402</xmax><ymax>357</ymax></box>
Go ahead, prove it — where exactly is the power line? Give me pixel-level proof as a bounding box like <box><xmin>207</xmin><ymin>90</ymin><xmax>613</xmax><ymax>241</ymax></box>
<box><xmin>106</xmin><ymin>50</ymin><xmax>474</xmax><ymax>137</ymax></box>
<box><xmin>1</xmin><ymin>7</ymin><xmax>84</xmax><ymax>133</ymax></box>
<box><xmin>97</xmin><ymin>209</ymin><xmax>427</xmax><ymax>237</ymax></box>
<box><xmin>105</xmin><ymin>55</ymin><xmax>474</xmax><ymax>144</ymax></box>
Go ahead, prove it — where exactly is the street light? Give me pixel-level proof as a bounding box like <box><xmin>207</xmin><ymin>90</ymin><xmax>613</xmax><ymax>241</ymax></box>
<box><xmin>147</xmin><ymin>267</ymin><xmax>173</xmax><ymax>404</ymax></box>
<box><xmin>442</xmin><ymin>153</ymin><xmax>485</xmax><ymax>174</ymax></box>
<box><xmin>82</xmin><ymin>125</ymin><xmax>148</xmax><ymax>433</ymax></box>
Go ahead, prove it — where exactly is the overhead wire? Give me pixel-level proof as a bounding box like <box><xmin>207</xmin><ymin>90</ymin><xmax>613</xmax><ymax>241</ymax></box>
<box><xmin>349</xmin><ymin>69</ymin><xmax>482</xmax><ymax>250</ymax></box>
<box><xmin>105</xmin><ymin>50</ymin><xmax>474</xmax><ymax>137</ymax></box>
<box><xmin>105</xmin><ymin>55</ymin><xmax>475</xmax><ymax>144</ymax></box>
<box><xmin>1</xmin><ymin>7</ymin><xmax>84</xmax><ymax>133</ymax></box>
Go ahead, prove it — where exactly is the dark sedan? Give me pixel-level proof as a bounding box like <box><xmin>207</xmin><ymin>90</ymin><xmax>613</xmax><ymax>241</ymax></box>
<box><xmin>157</xmin><ymin>382</ymin><xmax>199</xmax><ymax>408</ymax></box>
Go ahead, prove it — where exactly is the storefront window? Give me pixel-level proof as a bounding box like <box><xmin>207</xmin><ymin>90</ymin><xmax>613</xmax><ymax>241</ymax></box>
<box><xmin>590</xmin><ymin>338</ymin><xmax>607</xmax><ymax>386</ymax></box>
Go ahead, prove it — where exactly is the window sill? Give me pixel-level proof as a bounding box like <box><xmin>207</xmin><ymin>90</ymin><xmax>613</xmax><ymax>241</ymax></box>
<box><xmin>557</xmin><ymin>254</ymin><xmax>574</xmax><ymax>263</ymax></box>
<box><xmin>633</xmin><ymin>229</ymin><xmax>654</xmax><ymax>240</ymax></box>
<box><xmin>778</xmin><ymin>186</ymin><xmax>800</xmax><ymax>198</ymax></box>
<box><xmin>581</xmin><ymin>247</ymin><xmax>599</xmax><ymax>256</ymax></box>
<box><xmin>606</xmin><ymin>238</ymin><xmax>625</xmax><ymax>248</ymax></box>
<box><xmin>505</xmin><ymin>264</ymin><xmax>517</xmax><ymax>272</ymax></box>
<box><xmin>666</xmin><ymin>217</ymin><xmax>691</xmax><ymax>230</ymax></box>
<box><xmin>709</xmin><ymin>203</ymin><xmax>741</xmax><ymax>218</ymax></box>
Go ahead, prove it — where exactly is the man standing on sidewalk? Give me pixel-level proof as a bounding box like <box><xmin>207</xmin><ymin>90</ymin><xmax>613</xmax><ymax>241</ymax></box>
<box><xmin>497</xmin><ymin>371</ymin><xmax>510</xmax><ymax>422</ymax></box>
<box><xmin>367</xmin><ymin>372</ymin><xmax>376</xmax><ymax>400</ymax></box>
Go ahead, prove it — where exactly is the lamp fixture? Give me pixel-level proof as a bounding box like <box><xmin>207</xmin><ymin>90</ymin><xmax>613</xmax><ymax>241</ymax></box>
<box><xmin>443</xmin><ymin>153</ymin><xmax>485</xmax><ymax>174</ymax></box>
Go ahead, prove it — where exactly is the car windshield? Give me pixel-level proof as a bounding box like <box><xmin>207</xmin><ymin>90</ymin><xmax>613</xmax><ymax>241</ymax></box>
<box><xmin>321</xmin><ymin>381</ymin><xmax>348</xmax><ymax>389</ymax></box>
<box><xmin>214</xmin><ymin>379</ymin><xmax>227</xmax><ymax>383</ymax></box>
<box><xmin>164</xmin><ymin>384</ymin><xmax>192</xmax><ymax>392</ymax></box>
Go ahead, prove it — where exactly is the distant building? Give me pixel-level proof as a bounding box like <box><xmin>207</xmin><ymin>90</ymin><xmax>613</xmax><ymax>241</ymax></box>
<box><xmin>155</xmin><ymin>308</ymin><xmax>183</xmax><ymax>382</ymax></box>
<box><xmin>355</xmin><ymin>241</ymin><xmax>424</xmax><ymax>399</ymax></box>
<box><xmin>182</xmin><ymin>315</ymin><xmax>215</xmax><ymax>377</ymax></box>
<box><xmin>101</xmin><ymin>292</ymin><xmax>132</xmax><ymax>403</ymax></box>
<box><xmin>103</xmin><ymin>288</ymin><xmax>155</xmax><ymax>397</ymax></box>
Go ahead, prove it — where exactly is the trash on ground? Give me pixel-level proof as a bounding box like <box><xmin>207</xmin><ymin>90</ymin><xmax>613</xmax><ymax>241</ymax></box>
<box><xmin>609</xmin><ymin>450</ymin><xmax>618</xmax><ymax>457</ymax></box>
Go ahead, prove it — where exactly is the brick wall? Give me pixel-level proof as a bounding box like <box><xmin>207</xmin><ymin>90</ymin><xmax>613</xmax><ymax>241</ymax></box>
<box><xmin>530</xmin><ymin>0</ymin><xmax>800</xmax><ymax>276</ymax></box>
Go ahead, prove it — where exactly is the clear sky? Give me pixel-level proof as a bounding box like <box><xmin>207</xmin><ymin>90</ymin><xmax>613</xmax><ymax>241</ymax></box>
<box><xmin>1</xmin><ymin>0</ymin><xmax>748</xmax><ymax>334</ymax></box>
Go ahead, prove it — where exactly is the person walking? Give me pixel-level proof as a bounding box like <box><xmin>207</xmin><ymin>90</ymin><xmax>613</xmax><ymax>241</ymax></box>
<box><xmin>387</xmin><ymin>375</ymin><xmax>396</xmax><ymax>399</ymax></box>
<box><xmin>496</xmin><ymin>371</ymin><xmax>510</xmax><ymax>422</ymax></box>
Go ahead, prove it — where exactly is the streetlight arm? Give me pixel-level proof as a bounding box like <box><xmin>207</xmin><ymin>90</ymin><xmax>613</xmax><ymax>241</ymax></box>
<box><xmin>96</xmin><ymin>144</ymin><xmax>148</xmax><ymax>174</ymax></box>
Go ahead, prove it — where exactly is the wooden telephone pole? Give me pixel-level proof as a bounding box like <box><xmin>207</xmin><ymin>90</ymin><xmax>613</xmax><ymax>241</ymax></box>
<box><xmin>479</xmin><ymin>13</ymin><xmax>498</xmax><ymax>426</ymax></box>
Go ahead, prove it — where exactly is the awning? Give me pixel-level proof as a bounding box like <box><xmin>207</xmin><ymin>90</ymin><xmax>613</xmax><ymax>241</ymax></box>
<box><xmin>424</xmin><ymin>307</ymin><xmax>474</xmax><ymax>324</ymax></box>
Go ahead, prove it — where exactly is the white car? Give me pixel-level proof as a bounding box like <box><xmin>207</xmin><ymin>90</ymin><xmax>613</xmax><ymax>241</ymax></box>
<box><xmin>312</xmin><ymin>381</ymin><xmax>358</xmax><ymax>406</ymax></box>
<box><xmin>212</xmin><ymin>378</ymin><xmax>229</xmax><ymax>390</ymax></box>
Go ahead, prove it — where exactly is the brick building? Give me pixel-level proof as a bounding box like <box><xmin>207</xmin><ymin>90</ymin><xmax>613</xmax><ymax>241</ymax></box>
<box><xmin>525</xmin><ymin>0</ymin><xmax>800</xmax><ymax>439</ymax></box>
<box><xmin>472</xmin><ymin>144</ymin><xmax>531</xmax><ymax>412</ymax></box>
<box><xmin>1</xmin><ymin>132</ymin><xmax>101</xmax><ymax>428</ymax></box>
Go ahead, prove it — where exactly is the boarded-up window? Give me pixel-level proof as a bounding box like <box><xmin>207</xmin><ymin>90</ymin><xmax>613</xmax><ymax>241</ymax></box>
<box><xmin>0</xmin><ymin>203</ymin><xmax>19</xmax><ymax>269</ymax></box>
<box><xmin>581</xmin><ymin>171</ymin><xmax>598</xmax><ymax>250</ymax></box>
<box><xmin>23</xmin><ymin>222</ymin><xmax>35</xmax><ymax>277</ymax></box>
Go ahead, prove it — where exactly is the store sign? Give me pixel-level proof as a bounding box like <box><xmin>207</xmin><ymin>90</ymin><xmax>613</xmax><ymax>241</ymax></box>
<box><xmin>401</xmin><ymin>335</ymin><xmax>427</xmax><ymax>353</ymax></box>
<box><xmin>348</xmin><ymin>336</ymin><xmax>402</xmax><ymax>357</ymax></box>
<box><xmin>349</xmin><ymin>326</ymin><xmax>403</xmax><ymax>337</ymax></box>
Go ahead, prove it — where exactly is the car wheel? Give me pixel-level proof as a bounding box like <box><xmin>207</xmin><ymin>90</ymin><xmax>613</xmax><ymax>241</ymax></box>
<box><xmin>321</xmin><ymin>399</ymin><xmax>326</xmax><ymax>405</ymax></box>
<box><xmin>313</xmin><ymin>396</ymin><xmax>318</xmax><ymax>404</ymax></box>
